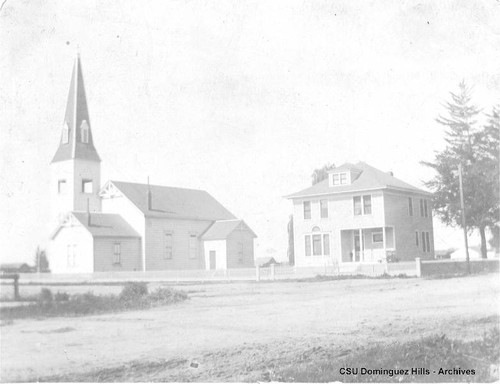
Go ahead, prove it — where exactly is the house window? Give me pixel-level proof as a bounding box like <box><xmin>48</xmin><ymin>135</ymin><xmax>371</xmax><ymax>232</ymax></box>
<box><xmin>303</xmin><ymin>201</ymin><xmax>311</xmax><ymax>220</ymax></box>
<box><xmin>372</xmin><ymin>232</ymin><xmax>383</xmax><ymax>244</ymax></box>
<box><xmin>164</xmin><ymin>232</ymin><xmax>173</xmax><ymax>259</ymax></box>
<box><xmin>82</xmin><ymin>179</ymin><xmax>93</xmax><ymax>193</ymax></box>
<box><xmin>320</xmin><ymin>200</ymin><xmax>328</xmax><ymax>218</ymax></box>
<box><xmin>62</xmin><ymin>122</ymin><xmax>69</xmax><ymax>144</ymax></box>
<box><xmin>323</xmin><ymin>234</ymin><xmax>330</xmax><ymax>255</ymax></box>
<box><xmin>408</xmin><ymin>197</ymin><xmax>413</xmax><ymax>216</ymax></box>
<box><xmin>421</xmin><ymin>231</ymin><xmax>426</xmax><ymax>252</ymax></box>
<box><xmin>353</xmin><ymin>196</ymin><xmax>362</xmax><ymax>216</ymax></box>
<box><xmin>420</xmin><ymin>199</ymin><xmax>424</xmax><ymax>217</ymax></box>
<box><xmin>113</xmin><ymin>243</ymin><xmax>121</xmax><ymax>264</ymax></box>
<box><xmin>58</xmin><ymin>179</ymin><xmax>67</xmax><ymax>194</ymax></box>
<box><xmin>425</xmin><ymin>232</ymin><xmax>431</xmax><ymax>252</ymax></box>
<box><xmin>340</xmin><ymin>173</ymin><xmax>347</xmax><ymax>185</ymax></box>
<box><xmin>415</xmin><ymin>231</ymin><xmax>419</xmax><ymax>246</ymax></box>
<box><xmin>81</xmin><ymin>120</ymin><xmax>89</xmax><ymax>144</ymax></box>
<box><xmin>305</xmin><ymin>235</ymin><xmax>311</xmax><ymax>256</ymax></box>
<box><xmin>424</xmin><ymin>200</ymin><xmax>429</xmax><ymax>218</ymax></box>
<box><xmin>312</xmin><ymin>234</ymin><xmax>322</xmax><ymax>256</ymax></box>
<box><xmin>67</xmin><ymin>244</ymin><xmax>76</xmax><ymax>268</ymax></box>
<box><xmin>363</xmin><ymin>195</ymin><xmax>372</xmax><ymax>214</ymax></box>
<box><xmin>238</xmin><ymin>242</ymin><xmax>244</xmax><ymax>263</ymax></box>
<box><xmin>189</xmin><ymin>234</ymin><xmax>197</xmax><ymax>259</ymax></box>
<box><xmin>332</xmin><ymin>174</ymin><xmax>340</xmax><ymax>185</ymax></box>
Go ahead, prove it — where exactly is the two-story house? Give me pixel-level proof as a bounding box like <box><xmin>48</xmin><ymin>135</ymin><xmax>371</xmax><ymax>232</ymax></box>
<box><xmin>286</xmin><ymin>162</ymin><xmax>434</xmax><ymax>267</ymax></box>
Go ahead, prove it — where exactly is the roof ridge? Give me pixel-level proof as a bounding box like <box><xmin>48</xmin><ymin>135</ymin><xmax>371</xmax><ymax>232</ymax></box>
<box><xmin>110</xmin><ymin>180</ymin><xmax>207</xmax><ymax>192</ymax></box>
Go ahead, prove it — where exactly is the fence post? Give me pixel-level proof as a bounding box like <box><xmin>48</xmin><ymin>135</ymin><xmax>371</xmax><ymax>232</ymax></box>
<box><xmin>13</xmin><ymin>274</ymin><xmax>20</xmax><ymax>301</ymax></box>
<box><xmin>415</xmin><ymin>257</ymin><xmax>422</xmax><ymax>277</ymax></box>
<box><xmin>255</xmin><ymin>265</ymin><xmax>260</xmax><ymax>282</ymax></box>
<box><xmin>271</xmin><ymin>264</ymin><xmax>275</xmax><ymax>281</ymax></box>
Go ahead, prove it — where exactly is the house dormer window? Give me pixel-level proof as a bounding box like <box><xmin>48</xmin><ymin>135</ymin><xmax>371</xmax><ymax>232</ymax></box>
<box><xmin>81</xmin><ymin>120</ymin><xmax>89</xmax><ymax>143</ymax></box>
<box><xmin>332</xmin><ymin>172</ymin><xmax>348</xmax><ymax>186</ymax></box>
<box><xmin>340</xmin><ymin>173</ymin><xmax>347</xmax><ymax>184</ymax></box>
<box><xmin>62</xmin><ymin>122</ymin><xmax>69</xmax><ymax>144</ymax></box>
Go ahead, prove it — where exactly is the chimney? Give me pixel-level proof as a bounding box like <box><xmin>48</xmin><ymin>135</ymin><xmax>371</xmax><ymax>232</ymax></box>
<box><xmin>147</xmin><ymin>176</ymin><xmax>152</xmax><ymax>211</ymax></box>
<box><xmin>87</xmin><ymin>198</ymin><xmax>91</xmax><ymax>227</ymax></box>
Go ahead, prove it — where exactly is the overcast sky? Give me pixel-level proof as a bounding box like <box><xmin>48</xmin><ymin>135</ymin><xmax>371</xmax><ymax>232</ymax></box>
<box><xmin>1</xmin><ymin>0</ymin><xmax>499</xmax><ymax>263</ymax></box>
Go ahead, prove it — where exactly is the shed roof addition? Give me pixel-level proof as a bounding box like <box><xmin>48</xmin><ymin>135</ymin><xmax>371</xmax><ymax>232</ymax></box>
<box><xmin>201</xmin><ymin>219</ymin><xmax>257</xmax><ymax>240</ymax></box>
<box><xmin>52</xmin><ymin>212</ymin><xmax>140</xmax><ymax>238</ymax></box>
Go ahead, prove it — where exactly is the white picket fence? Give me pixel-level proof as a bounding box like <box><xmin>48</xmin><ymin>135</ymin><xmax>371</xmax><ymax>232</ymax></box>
<box><xmin>15</xmin><ymin>260</ymin><xmax>421</xmax><ymax>284</ymax></box>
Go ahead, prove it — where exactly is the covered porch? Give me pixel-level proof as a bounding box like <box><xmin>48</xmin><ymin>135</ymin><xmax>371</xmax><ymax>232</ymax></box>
<box><xmin>340</xmin><ymin>227</ymin><xmax>395</xmax><ymax>263</ymax></box>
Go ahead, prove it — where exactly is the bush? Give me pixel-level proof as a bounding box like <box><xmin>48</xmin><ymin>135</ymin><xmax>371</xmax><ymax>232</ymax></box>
<box><xmin>54</xmin><ymin>291</ymin><xmax>70</xmax><ymax>302</ymax></box>
<box><xmin>38</xmin><ymin>288</ymin><xmax>53</xmax><ymax>304</ymax></box>
<box><xmin>119</xmin><ymin>282</ymin><xmax>149</xmax><ymax>302</ymax></box>
<box><xmin>148</xmin><ymin>287</ymin><xmax>188</xmax><ymax>304</ymax></box>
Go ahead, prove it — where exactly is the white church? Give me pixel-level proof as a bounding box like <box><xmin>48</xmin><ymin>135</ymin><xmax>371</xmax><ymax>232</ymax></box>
<box><xmin>48</xmin><ymin>55</ymin><xmax>256</xmax><ymax>273</ymax></box>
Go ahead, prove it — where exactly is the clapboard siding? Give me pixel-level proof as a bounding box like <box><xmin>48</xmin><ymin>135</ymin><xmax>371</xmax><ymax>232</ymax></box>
<box><xmin>145</xmin><ymin>218</ymin><xmax>212</xmax><ymax>270</ymax></box>
<box><xmin>226</xmin><ymin>229</ymin><xmax>255</xmax><ymax>268</ymax></box>
<box><xmin>102</xmin><ymin>194</ymin><xmax>146</xmax><ymax>269</ymax></box>
<box><xmin>49</xmin><ymin>223</ymin><xmax>94</xmax><ymax>273</ymax></box>
<box><xmin>384</xmin><ymin>191</ymin><xmax>434</xmax><ymax>261</ymax></box>
<box><xmin>204</xmin><ymin>240</ymin><xmax>227</xmax><ymax>270</ymax></box>
<box><xmin>93</xmin><ymin>237</ymin><xmax>142</xmax><ymax>271</ymax></box>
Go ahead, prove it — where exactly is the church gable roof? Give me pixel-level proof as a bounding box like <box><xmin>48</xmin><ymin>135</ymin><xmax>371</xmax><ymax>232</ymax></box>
<box><xmin>109</xmin><ymin>181</ymin><xmax>236</xmax><ymax>221</ymax></box>
<box><xmin>51</xmin><ymin>54</ymin><xmax>100</xmax><ymax>163</ymax></box>
<box><xmin>286</xmin><ymin>161</ymin><xmax>431</xmax><ymax>198</ymax></box>
<box><xmin>72</xmin><ymin>212</ymin><xmax>140</xmax><ymax>238</ymax></box>
<box><xmin>201</xmin><ymin>219</ymin><xmax>257</xmax><ymax>240</ymax></box>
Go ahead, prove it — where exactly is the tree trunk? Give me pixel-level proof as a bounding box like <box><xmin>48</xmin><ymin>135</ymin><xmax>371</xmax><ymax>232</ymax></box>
<box><xmin>479</xmin><ymin>225</ymin><xmax>488</xmax><ymax>259</ymax></box>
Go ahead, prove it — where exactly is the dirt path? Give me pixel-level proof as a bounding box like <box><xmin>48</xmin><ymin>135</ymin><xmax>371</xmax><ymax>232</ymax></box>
<box><xmin>1</xmin><ymin>274</ymin><xmax>498</xmax><ymax>382</ymax></box>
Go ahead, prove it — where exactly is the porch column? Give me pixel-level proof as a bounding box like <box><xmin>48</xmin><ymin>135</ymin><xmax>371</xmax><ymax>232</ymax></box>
<box><xmin>359</xmin><ymin>228</ymin><xmax>364</xmax><ymax>262</ymax></box>
<box><xmin>382</xmin><ymin>226</ymin><xmax>387</xmax><ymax>261</ymax></box>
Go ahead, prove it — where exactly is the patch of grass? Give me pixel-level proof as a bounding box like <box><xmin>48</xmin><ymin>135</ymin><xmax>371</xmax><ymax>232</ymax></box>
<box><xmin>268</xmin><ymin>328</ymin><xmax>500</xmax><ymax>382</ymax></box>
<box><xmin>0</xmin><ymin>283</ymin><xmax>188</xmax><ymax>320</ymax></box>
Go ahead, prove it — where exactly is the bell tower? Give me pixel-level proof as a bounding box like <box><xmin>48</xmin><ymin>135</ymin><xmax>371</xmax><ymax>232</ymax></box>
<box><xmin>50</xmin><ymin>53</ymin><xmax>102</xmax><ymax>224</ymax></box>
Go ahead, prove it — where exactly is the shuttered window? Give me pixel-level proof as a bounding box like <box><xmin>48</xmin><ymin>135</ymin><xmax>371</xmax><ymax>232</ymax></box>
<box><xmin>113</xmin><ymin>243</ymin><xmax>121</xmax><ymax>264</ymax></box>
<box><xmin>323</xmin><ymin>234</ymin><xmax>330</xmax><ymax>255</ymax></box>
<box><xmin>164</xmin><ymin>233</ymin><xmax>173</xmax><ymax>259</ymax></box>
<box><xmin>305</xmin><ymin>235</ymin><xmax>311</xmax><ymax>256</ymax></box>
<box><xmin>189</xmin><ymin>234</ymin><xmax>197</xmax><ymax>259</ymax></box>
<box><xmin>303</xmin><ymin>201</ymin><xmax>311</xmax><ymax>219</ymax></box>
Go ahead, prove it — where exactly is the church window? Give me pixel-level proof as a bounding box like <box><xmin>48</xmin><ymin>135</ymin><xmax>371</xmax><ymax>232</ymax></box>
<box><xmin>62</xmin><ymin>122</ymin><xmax>69</xmax><ymax>144</ymax></box>
<box><xmin>81</xmin><ymin>120</ymin><xmax>89</xmax><ymax>143</ymax></box>
<box><xmin>113</xmin><ymin>243</ymin><xmax>121</xmax><ymax>265</ymax></box>
<box><xmin>189</xmin><ymin>234</ymin><xmax>197</xmax><ymax>259</ymax></box>
<box><xmin>82</xmin><ymin>179</ymin><xmax>93</xmax><ymax>193</ymax></box>
<box><xmin>164</xmin><ymin>232</ymin><xmax>173</xmax><ymax>259</ymax></box>
<box><xmin>58</xmin><ymin>179</ymin><xmax>67</xmax><ymax>194</ymax></box>
<box><xmin>67</xmin><ymin>244</ymin><xmax>76</xmax><ymax>268</ymax></box>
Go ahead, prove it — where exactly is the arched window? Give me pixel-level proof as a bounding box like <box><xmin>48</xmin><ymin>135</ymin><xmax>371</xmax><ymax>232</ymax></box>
<box><xmin>312</xmin><ymin>226</ymin><xmax>321</xmax><ymax>232</ymax></box>
<box><xmin>80</xmin><ymin>120</ymin><xmax>89</xmax><ymax>143</ymax></box>
<box><xmin>62</xmin><ymin>122</ymin><xmax>69</xmax><ymax>144</ymax></box>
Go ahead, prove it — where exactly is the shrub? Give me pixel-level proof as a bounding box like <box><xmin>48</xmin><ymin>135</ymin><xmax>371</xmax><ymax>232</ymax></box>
<box><xmin>38</xmin><ymin>288</ymin><xmax>53</xmax><ymax>304</ymax></box>
<box><xmin>148</xmin><ymin>287</ymin><xmax>188</xmax><ymax>304</ymax></box>
<box><xmin>54</xmin><ymin>292</ymin><xmax>70</xmax><ymax>302</ymax></box>
<box><xmin>119</xmin><ymin>282</ymin><xmax>149</xmax><ymax>302</ymax></box>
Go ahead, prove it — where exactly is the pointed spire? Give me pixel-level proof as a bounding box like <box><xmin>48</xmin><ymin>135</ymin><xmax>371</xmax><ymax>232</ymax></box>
<box><xmin>51</xmin><ymin>53</ymin><xmax>101</xmax><ymax>163</ymax></box>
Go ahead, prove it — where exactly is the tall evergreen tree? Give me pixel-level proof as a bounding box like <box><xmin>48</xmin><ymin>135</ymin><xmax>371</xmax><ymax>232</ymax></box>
<box><xmin>423</xmin><ymin>83</ymin><xmax>499</xmax><ymax>258</ymax></box>
<box><xmin>311</xmin><ymin>163</ymin><xmax>335</xmax><ymax>185</ymax></box>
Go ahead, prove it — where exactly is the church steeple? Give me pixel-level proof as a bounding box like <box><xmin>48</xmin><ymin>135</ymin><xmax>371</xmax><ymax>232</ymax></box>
<box><xmin>51</xmin><ymin>53</ymin><xmax>100</xmax><ymax>163</ymax></box>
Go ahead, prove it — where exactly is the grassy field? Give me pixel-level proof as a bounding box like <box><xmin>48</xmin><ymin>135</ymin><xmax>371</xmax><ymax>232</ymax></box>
<box><xmin>1</xmin><ymin>273</ymin><xmax>498</xmax><ymax>382</ymax></box>
<box><xmin>0</xmin><ymin>283</ymin><xmax>188</xmax><ymax>320</ymax></box>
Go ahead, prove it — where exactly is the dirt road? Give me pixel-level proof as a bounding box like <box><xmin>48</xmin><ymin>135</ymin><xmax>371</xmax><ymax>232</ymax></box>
<box><xmin>1</xmin><ymin>274</ymin><xmax>498</xmax><ymax>382</ymax></box>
